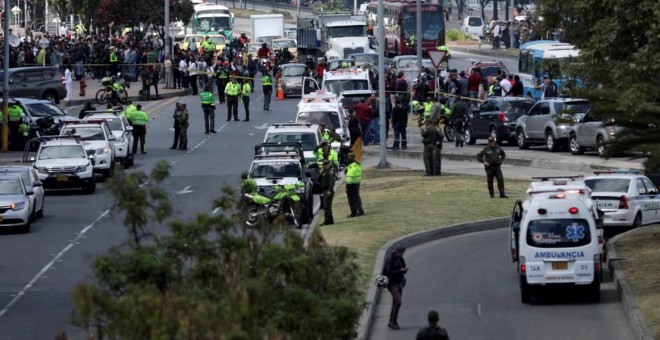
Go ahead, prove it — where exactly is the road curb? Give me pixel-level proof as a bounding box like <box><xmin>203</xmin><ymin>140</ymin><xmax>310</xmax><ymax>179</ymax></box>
<box><xmin>362</xmin><ymin>148</ymin><xmax>644</xmax><ymax>173</ymax></box>
<box><xmin>356</xmin><ymin>217</ymin><xmax>509</xmax><ymax>340</ymax></box>
<box><xmin>61</xmin><ymin>89</ymin><xmax>189</xmax><ymax>108</ymax></box>
<box><xmin>607</xmin><ymin>230</ymin><xmax>655</xmax><ymax>340</ymax></box>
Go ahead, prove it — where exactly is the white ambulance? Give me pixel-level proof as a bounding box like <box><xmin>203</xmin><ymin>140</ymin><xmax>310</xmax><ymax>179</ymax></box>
<box><xmin>295</xmin><ymin>91</ymin><xmax>351</xmax><ymax>150</ymax></box>
<box><xmin>510</xmin><ymin>177</ymin><xmax>603</xmax><ymax>303</ymax></box>
<box><xmin>301</xmin><ymin>68</ymin><xmax>372</xmax><ymax>98</ymax></box>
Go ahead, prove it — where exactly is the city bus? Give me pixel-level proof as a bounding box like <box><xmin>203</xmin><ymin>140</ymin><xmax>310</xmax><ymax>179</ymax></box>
<box><xmin>518</xmin><ymin>40</ymin><xmax>581</xmax><ymax>99</ymax></box>
<box><xmin>193</xmin><ymin>3</ymin><xmax>234</xmax><ymax>39</ymax></box>
<box><xmin>365</xmin><ymin>1</ymin><xmax>445</xmax><ymax>58</ymax></box>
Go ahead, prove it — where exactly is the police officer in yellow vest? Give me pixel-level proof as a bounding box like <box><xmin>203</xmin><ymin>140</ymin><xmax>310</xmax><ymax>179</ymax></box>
<box><xmin>345</xmin><ymin>152</ymin><xmax>364</xmax><ymax>218</ymax></box>
<box><xmin>241</xmin><ymin>81</ymin><xmax>251</xmax><ymax>121</ymax></box>
<box><xmin>128</xmin><ymin>104</ymin><xmax>149</xmax><ymax>155</ymax></box>
<box><xmin>215</xmin><ymin>62</ymin><xmax>229</xmax><ymax>104</ymax></box>
<box><xmin>225</xmin><ymin>77</ymin><xmax>240</xmax><ymax>121</ymax></box>
<box><xmin>409</xmin><ymin>30</ymin><xmax>416</xmax><ymax>55</ymax></box>
<box><xmin>8</xmin><ymin>104</ymin><xmax>26</xmax><ymax>150</ymax></box>
<box><xmin>109</xmin><ymin>47</ymin><xmax>119</xmax><ymax>75</ymax></box>
<box><xmin>262</xmin><ymin>74</ymin><xmax>273</xmax><ymax>111</ymax></box>
<box><xmin>202</xmin><ymin>37</ymin><xmax>215</xmax><ymax>55</ymax></box>
<box><xmin>315</xmin><ymin>142</ymin><xmax>339</xmax><ymax>170</ymax></box>
<box><xmin>200</xmin><ymin>85</ymin><xmax>216</xmax><ymax>134</ymax></box>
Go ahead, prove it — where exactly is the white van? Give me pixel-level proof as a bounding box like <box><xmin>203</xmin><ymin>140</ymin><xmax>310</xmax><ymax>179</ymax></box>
<box><xmin>461</xmin><ymin>16</ymin><xmax>484</xmax><ymax>38</ymax></box>
<box><xmin>510</xmin><ymin>177</ymin><xmax>603</xmax><ymax>303</ymax></box>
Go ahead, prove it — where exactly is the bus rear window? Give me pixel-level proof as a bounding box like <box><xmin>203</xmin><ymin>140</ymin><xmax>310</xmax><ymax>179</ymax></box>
<box><xmin>526</xmin><ymin>219</ymin><xmax>591</xmax><ymax>248</ymax></box>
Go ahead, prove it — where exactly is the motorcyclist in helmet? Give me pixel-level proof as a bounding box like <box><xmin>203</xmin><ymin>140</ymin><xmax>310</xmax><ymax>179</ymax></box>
<box><xmin>240</xmin><ymin>32</ymin><xmax>249</xmax><ymax>45</ymax></box>
<box><xmin>257</xmin><ymin>42</ymin><xmax>271</xmax><ymax>58</ymax></box>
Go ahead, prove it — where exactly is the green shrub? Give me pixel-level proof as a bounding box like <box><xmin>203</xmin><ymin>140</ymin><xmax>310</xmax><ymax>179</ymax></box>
<box><xmin>446</xmin><ymin>29</ymin><xmax>473</xmax><ymax>41</ymax></box>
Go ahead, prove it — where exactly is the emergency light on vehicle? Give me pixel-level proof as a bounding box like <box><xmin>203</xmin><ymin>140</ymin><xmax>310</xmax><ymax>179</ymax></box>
<box><xmin>569</xmin><ymin>207</ymin><xmax>579</xmax><ymax>214</ymax></box>
<box><xmin>593</xmin><ymin>170</ymin><xmax>640</xmax><ymax>175</ymax></box>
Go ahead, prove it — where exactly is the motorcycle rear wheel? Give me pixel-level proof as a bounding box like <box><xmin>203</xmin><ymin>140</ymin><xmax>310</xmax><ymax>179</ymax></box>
<box><xmin>444</xmin><ymin>125</ymin><xmax>456</xmax><ymax>142</ymax></box>
<box><xmin>95</xmin><ymin>89</ymin><xmax>108</xmax><ymax>105</ymax></box>
<box><xmin>285</xmin><ymin>202</ymin><xmax>301</xmax><ymax>229</ymax></box>
<box><xmin>245</xmin><ymin>206</ymin><xmax>262</xmax><ymax>227</ymax></box>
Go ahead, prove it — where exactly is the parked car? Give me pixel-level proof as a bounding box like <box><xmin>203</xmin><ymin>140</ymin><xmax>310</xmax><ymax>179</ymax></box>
<box><xmin>461</xmin><ymin>16</ymin><xmax>484</xmax><ymax>38</ymax></box>
<box><xmin>515</xmin><ymin>98</ymin><xmax>591</xmax><ymax>152</ymax></box>
<box><xmin>465</xmin><ymin>97</ymin><xmax>536</xmax><ymax>145</ymax></box>
<box><xmin>568</xmin><ymin>110</ymin><xmax>623</xmax><ymax>157</ymax></box>
<box><xmin>0</xmin><ymin>174</ymin><xmax>34</xmax><ymax>233</ymax></box>
<box><xmin>0</xmin><ymin>67</ymin><xmax>67</xmax><ymax>103</ymax></box>
<box><xmin>278</xmin><ymin>63</ymin><xmax>307</xmax><ymax>98</ymax></box>
<box><xmin>0</xmin><ymin>166</ymin><xmax>45</xmax><ymax>222</ymax></box>
<box><xmin>465</xmin><ymin>60</ymin><xmax>510</xmax><ymax>84</ymax></box>
<box><xmin>1</xmin><ymin>98</ymin><xmax>79</xmax><ymax>126</ymax></box>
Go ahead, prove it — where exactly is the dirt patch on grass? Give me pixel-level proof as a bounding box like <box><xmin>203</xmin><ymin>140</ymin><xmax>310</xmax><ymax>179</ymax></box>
<box><xmin>611</xmin><ymin>225</ymin><xmax>660</xmax><ymax>338</ymax></box>
<box><xmin>319</xmin><ymin>169</ymin><xmax>529</xmax><ymax>284</ymax></box>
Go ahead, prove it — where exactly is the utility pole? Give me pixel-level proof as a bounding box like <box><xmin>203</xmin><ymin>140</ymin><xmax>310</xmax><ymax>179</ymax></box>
<box><xmin>2</xmin><ymin>0</ymin><xmax>10</xmax><ymax>152</ymax></box>
<box><xmin>165</xmin><ymin>0</ymin><xmax>170</xmax><ymax>58</ymax></box>
<box><xmin>377</xmin><ymin>0</ymin><xmax>388</xmax><ymax>167</ymax></box>
<box><xmin>415</xmin><ymin>0</ymin><xmax>421</xmax><ymax>71</ymax></box>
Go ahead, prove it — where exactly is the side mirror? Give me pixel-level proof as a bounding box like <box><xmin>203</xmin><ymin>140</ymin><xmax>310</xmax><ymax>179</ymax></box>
<box><xmin>29</xmin><ymin>157</ymin><xmax>36</xmax><ymax>162</ymax></box>
<box><xmin>126</xmin><ymin>125</ymin><xmax>133</xmax><ymax>131</ymax></box>
<box><xmin>33</xmin><ymin>181</ymin><xmax>43</xmax><ymax>187</ymax></box>
<box><xmin>108</xmin><ymin>135</ymin><xmax>117</xmax><ymax>141</ymax></box>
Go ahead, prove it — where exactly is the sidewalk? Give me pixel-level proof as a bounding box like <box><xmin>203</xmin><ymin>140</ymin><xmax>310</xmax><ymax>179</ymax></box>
<box><xmin>61</xmin><ymin>77</ymin><xmax>188</xmax><ymax>108</ymax></box>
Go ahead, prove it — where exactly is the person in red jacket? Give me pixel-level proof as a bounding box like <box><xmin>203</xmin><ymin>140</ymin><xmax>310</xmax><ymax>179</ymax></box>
<box><xmin>316</xmin><ymin>57</ymin><xmax>327</xmax><ymax>80</ymax></box>
<box><xmin>354</xmin><ymin>99</ymin><xmax>373</xmax><ymax>146</ymax></box>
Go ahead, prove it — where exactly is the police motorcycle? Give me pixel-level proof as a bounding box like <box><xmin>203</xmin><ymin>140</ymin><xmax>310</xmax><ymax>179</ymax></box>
<box><xmin>96</xmin><ymin>72</ymin><xmax>131</xmax><ymax>105</ymax></box>
<box><xmin>241</xmin><ymin>179</ymin><xmax>305</xmax><ymax>229</ymax></box>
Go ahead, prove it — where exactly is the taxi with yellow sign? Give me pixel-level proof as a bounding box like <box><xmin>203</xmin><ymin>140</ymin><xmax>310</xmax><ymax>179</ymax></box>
<box><xmin>181</xmin><ymin>34</ymin><xmax>227</xmax><ymax>53</ymax></box>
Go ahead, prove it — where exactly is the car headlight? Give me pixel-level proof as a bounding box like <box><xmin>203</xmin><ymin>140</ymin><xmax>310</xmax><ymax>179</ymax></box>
<box><xmin>96</xmin><ymin>147</ymin><xmax>111</xmax><ymax>154</ymax></box>
<box><xmin>35</xmin><ymin>166</ymin><xmax>49</xmax><ymax>174</ymax></box>
<box><xmin>285</xmin><ymin>81</ymin><xmax>293</xmax><ymax>86</ymax></box>
<box><xmin>11</xmin><ymin>202</ymin><xmax>26</xmax><ymax>210</ymax></box>
<box><xmin>295</xmin><ymin>187</ymin><xmax>305</xmax><ymax>194</ymax></box>
<box><xmin>76</xmin><ymin>164</ymin><xmax>90</xmax><ymax>172</ymax></box>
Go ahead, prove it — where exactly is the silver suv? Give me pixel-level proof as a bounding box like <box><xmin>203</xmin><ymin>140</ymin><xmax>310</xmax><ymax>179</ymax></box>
<box><xmin>515</xmin><ymin>98</ymin><xmax>590</xmax><ymax>152</ymax></box>
<box><xmin>0</xmin><ymin>67</ymin><xmax>67</xmax><ymax>103</ymax></box>
<box><xmin>568</xmin><ymin>111</ymin><xmax>623</xmax><ymax>157</ymax></box>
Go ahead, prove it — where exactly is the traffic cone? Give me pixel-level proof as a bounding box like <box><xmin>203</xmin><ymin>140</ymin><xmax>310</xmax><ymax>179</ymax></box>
<box><xmin>277</xmin><ymin>79</ymin><xmax>285</xmax><ymax>100</ymax></box>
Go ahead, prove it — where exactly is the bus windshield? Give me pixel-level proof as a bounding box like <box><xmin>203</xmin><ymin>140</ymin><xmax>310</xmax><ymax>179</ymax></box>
<box><xmin>195</xmin><ymin>16</ymin><xmax>231</xmax><ymax>32</ymax></box>
<box><xmin>402</xmin><ymin>11</ymin><xmax>444</xmax><ymax>40</ymax></box>
<box><xmin>327</xmin><ymin>25</ymin><xmax>366</xmax><ymax>38</ymax></box>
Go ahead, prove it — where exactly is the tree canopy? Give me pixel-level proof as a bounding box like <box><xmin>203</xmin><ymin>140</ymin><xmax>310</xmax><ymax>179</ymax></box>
<box><xmin>71</xmin><ymin>161</ymin><xmax>364</xmax><ymax>339</ymax></box>
<box><xmin>536</xmin><ymin>0</ymin><xmax>660</xmax><ymax>171</ymax></box>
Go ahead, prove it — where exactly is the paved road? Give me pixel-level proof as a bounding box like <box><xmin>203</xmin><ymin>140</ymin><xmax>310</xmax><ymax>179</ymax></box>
<box><xmin>0</xmin><ymin>44</ymin><xmax>641</xmax><ymax>338</ymax></box>
<box><xmin>368</xmin><ymin>229</ymin><xmax>635</xmax><ymax>340</ymax></box>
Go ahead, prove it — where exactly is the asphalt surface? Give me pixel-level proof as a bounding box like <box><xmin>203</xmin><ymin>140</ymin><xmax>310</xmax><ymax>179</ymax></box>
<box><xmin>367</xmin><ymin>229</ymin><xmax>635</xmax><ymax>340</ymax></box>
<box><xmin>0</xmin><ymin>40</ymin><xmax>645</xmax><ymax>338</ymax></box>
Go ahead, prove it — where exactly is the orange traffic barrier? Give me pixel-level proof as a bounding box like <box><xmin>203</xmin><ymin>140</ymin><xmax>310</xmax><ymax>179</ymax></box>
<box><xmin>277</xmin><ymin>79</ymin><xmax>284</xmax><ymax>100</ymax></box>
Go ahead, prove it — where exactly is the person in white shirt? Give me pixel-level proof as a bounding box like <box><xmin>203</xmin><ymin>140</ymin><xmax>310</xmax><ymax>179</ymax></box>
<box><xmin>59</xmin><ymin>24</ymin><xmax>69</xmax><ymax>37</ymax></box>
<box><xmin>198</xmin><ymin>58</ymin><xmax>208</xmax><ymax>90</ymax></box>
<box><xmin>188</xmin><ymin>56</ymin><xmax>199</xmax><ymax>95</ymax></box>
<box><xmin>179</xmin><ymin>58</ymin><xmax>189</xmax><ymax>89</ymax></box>
<box><xmin>164</xmin><ymin>54</ymin><xmax>174</xmax><ymax>89</ymax></box>
<box><xmin>493</xmin><ymin>23</ymin><xmax>501</xmax><ymax>49</ymax></box>
<box><xmin>64</xmin><ymin>67</ymin><xmax>73</xmax><ymax>102</ymax></box>
<box><xmin>499</xmin><ymin>76</ymin><xmax>512</xmax><ymax>96</ymax></box>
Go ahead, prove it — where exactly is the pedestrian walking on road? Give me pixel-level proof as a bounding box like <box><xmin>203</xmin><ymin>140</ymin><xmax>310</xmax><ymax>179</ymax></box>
<box><xmin>225</xmin><ymin>77</ymin><xmax>240</xmax><ymax>121</ymax></box>
<box><xmin>241</xmin><ymin>80</ymin><xmax>251</xmax><ymax>121</ymax></box>
<box><xmin>416</xmin><ymin>310</ymin><xmax>450</xmax><ymax>340</ymax></box>
<box><xmin>64</xmin><ymin>66</ymin><xmax>72</xmax><ymax>102</ymax></box>
<box><xmin>170</xmin><ymin>102</ymin><xmax>182</xmax><ymax>149</ymax></box>
<box><xmin>476</xmin><ymin>136</ymin><xmax>508</xmax><ymax>198</ymax></box>
<box><xmin>129</xmin><ymin>104</ymin><xmax>149</xmax><ymax>155</ymax></box>
<box><xmin>178</xmin><ymin>104</ymin><xmax>189</xmax><ymax>150</ymax></box>
<box><xmin>262</xmin><ymin>73</ymin><xmax>273</xmax><ymax>111</ymax></box>
<box><xmin>345</xmin><ymin>153</ymin><xmax>364</xmax><ymax>218</ymax></box>
<box><xmin>200</xmin><ymin>85</ymin><xmax>216</xmax><ymax>134</ymax></box>
<box><xmin>384</xmin><ymin>246</ymin><xmax>408</xmax><ymax>330</ymax></box>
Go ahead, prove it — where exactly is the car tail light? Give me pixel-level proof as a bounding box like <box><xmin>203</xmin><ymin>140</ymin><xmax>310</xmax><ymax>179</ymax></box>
<box><xmin>520</xmin><ymin>256</ymin><xmax>526</xmax><ymax>274</ymax></box>
<box><xmin>618</xmin><ymin>195</ymin><xmax>629</xmax><ymax>209</ymax></box>
<box><xmin>569</xmin><ymin>207</ymin><xmax>579</xmax><ymax>214</ymax></box>
<box><xmin>594</xmin><ymin>254</ymin><xmax>601</xmax><ymax>273</ymax></box>
<box><xmin>499</xmin><ymin>112</ymin><xmax>507</xmax><ymax>122</ymax></box>
<box><xmin>538</xmin><ymin>208</ymin><xmax>547</xmax><ymax>215</ymax></box>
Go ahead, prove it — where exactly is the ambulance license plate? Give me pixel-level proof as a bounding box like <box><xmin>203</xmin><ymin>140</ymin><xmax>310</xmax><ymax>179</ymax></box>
<box><xmin>57</xmin><ymin>175</ymin><xmax>68</xmax><ymax>182</ymax></box>
<box><xmin>552</xmin><ymin>261</ymin><xmax>568</xmax><ymax>270</ymax></box>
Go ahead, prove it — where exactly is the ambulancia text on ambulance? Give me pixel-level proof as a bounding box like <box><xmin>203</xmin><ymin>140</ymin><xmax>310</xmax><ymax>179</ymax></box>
<box><xmin>510</xmin><ymin>176</ymin><xmax>603</xmax><ymax>303</ymax></box>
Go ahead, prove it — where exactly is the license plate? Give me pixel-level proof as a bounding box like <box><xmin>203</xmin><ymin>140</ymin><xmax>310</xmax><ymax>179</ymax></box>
<box><xmin>57</xmin><ymin>175</ymin><xmax>69</xmax><ymax>181</ymax></box>
<box><xmin>552</xmin><ymin>261</ymin><xmax>568</xmax><ymax>270</ymax></box>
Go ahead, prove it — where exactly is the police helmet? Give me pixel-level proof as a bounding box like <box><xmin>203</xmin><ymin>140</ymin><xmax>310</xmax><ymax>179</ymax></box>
<box><xmin>262</xmin><ymin>42</ymin><xmax>267</xmax><ymax>48</ymax></box>
<box><xmin>375</xmin><ymin>275</ymin><xmax>389</xmax><ymax>288</ymax></box>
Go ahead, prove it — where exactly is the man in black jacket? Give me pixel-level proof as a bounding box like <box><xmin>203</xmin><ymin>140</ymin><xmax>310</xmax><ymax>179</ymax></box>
<box><xmin>384</xmin><ymin>246</ymin><xmax>409</xmax><ymax>330</ymax></box>
<box><xmin>416</xmin><ymin>310</ymin><xmax>450</xmax><ymax>340</ymax></box>
<box><xmin>476</xmin><ymin>136</ymin><xmax>508</xmax><ymax>198</ymax></box>
<box><xmin>389</xmin><ymin>98</ymin><xmax>408</xmax><ymax>150</ymax></box>
<box><xmin>319</xmin><ymin>160</ymin><xmax>336</xmax><ymax>226</ymax></box>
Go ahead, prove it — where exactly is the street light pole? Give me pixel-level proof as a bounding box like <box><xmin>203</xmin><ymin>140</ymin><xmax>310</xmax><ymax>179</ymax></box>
<box><xmin>377</xmin><ymin>0</ymin><xmax>388</xmax><ymax>167</ymax></box>
<box><xmin>2</xmin><ymin>0</ymin><xmax>10</xmax><ymax>152</ymax></box>
<box><xmin>165</xmin><ymin>0</ymin><xmax>170</xmax><ymax>58</ymax></box>
<box><xmin>415</xmin><ymin>0</ymin><xmax>421</xmax><ymax>71</ymax></box>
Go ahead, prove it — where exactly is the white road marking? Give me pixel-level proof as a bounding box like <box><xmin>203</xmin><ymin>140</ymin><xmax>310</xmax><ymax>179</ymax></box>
<box><xmin>212</xmin><ymin>207</ymin><xmax>220</xmax><ymax>214</ymax></box>
<box><xmin>255</xmin><ymin>123</ymin><xmax>270</xmax><ymax>130</ymax></box>
<box><xmin>177</xmin><ymin>185</ymin><xmax>194</xmax><ymax>195</ymax></box>
<box><xmin>0</xmin><ymin>209</ymin><xmax>110</xmax><ymax>318</ymax></box>
<box><xmin>477</xmin><ymin>303</ymin><xmax>482</xmax><ymax>316</ymax></box>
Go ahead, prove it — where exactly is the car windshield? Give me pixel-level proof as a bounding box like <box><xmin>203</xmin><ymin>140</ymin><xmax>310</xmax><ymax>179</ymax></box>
<box><xmin>352</xmin><ymin>54</ymin><xmax>378</xmax><ymax>64</ymax></box>
<box><xmin>25</xmin><ymin>102</ymin><xmax>67</xmax><ymax>118</ymax></box>
<box><xmin>526</xmin><ymin>219</ymin><xmax>592</xmax><ymax>248</ymax></box>
<box><xmin>297</xmin><ymin>111</ymin><xmax>341</xmax><ymax>130</ymax></box>
<box><xmin>468</xmin><ymin>17</ymin><xmax>483</xmax><ymax>26</ymax></box>
<box><xmin>584</xmin><ymin>178</ymin><xmax>630</xmax><ymax>193</ymax></box>
<box><xmin>341</xmin><ymin>95</ymin><xmax>371</xmax><ymax>108</ymax></box>
<box><xmin>504</xmin><ymin>100</ymin><xmax>535</xmax><ymax>113</ymax></box>
<box><xmin>481</xmin><ymin>66</ymin><xmax>508</xmax><ymax>77</ymax></box>
<box><xmin>0</xmin><ymin>179</ymin><xmax>24</xmax><ymax>195</ymax></box>
<box><xmin>0</xmin><ymin>171</ymin><xmax>29</xmax><ymax>186</ymax></box>
<box><xmin>265</xmin><ymin>132</ymin><xmax>317</xmax><ymax>151</ymax></box>
<box><xmin>323</xmin><ymin>80</ymin><xmax>370</xmax><ymax>96</ymax></box>
<box><xmin>209</xmin><ymin>36</ymin><xmax>226</xmax><ymax>45</ymax></box>
<box><xmin>250</xmin><ymin>162</ymin><xmax>301</xmax><ymax>178</ymax></box>
<box><xmin>556</xmin><ymin>101</ymin><xmax>590</xmax><ymax>115</ymax></box>
<box><xmin>273</xmin><ymin>40</ymin><xmax>296</xmax><ymax>48</ymax></box>
<box><xmin>38</xmin><ymin>145</ymin><xmax>87</xmax><ymax>159</ymax></box>
<box><xmin>62</xmin><ymin>127</ymin><xmax>105</xmax><ymax>141</ymax></box>
<box><xmin>282</xmin><ymin>66</ymin><xmax>306</xmax><ymax>77</ymax></box>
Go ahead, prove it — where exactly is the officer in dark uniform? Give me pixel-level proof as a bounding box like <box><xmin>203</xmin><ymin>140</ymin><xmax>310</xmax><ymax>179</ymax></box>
<box><xmin>215</xmin><ymin>62</ymin><xmax>229</xmax><ymax>104</ymax></box>
<box><xmin>319</xmin><ymin>159</ymin><xmax>336</xmax><ymax>226</ymax></box>
<box><xmin>384</xmin><ymin>246</ymin><xmax>408</xmax><ymax>330</ymax></box>
<box><xmin>416</xmin><ymin>310</ymin><xmax>450</xmax><ymax>340</ymax></box>
<box><xmin>476</xmin><ymin>136</ymin><xmax>508</xmax><ymax>198</ymax></box>
<box><xmin>421</xmin><ymin>120</ymin><xmax>442</xmax><ymax>176</ymax></box>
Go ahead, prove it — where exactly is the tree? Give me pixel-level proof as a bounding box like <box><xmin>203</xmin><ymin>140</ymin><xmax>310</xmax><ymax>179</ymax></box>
<box><xmin>535</xmin><ymin>0</ymin><xmax>660</xmax><ymax>172</ymax></box>
<box><xmin>71</xmin><ymin>161</ymin><xmax>364</xmax><ymax>339</ymax></box>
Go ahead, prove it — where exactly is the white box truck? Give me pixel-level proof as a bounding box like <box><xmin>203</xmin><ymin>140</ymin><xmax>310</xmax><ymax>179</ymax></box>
<box><xmin>250</xmin><ymin>14</ymin><xmax>285</xmax><ymax>44</ymax></box>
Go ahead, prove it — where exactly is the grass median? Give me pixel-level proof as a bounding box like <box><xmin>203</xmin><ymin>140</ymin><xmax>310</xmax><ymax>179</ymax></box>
<box><xmin>319</xmin><ymin>167</ymin><xmax>529</xmax><ymax>280</ymax></box>
<box><xmin>610</xmin><ymin>225</ymin><xmax>660</xmax><ymax>338</ymax></box>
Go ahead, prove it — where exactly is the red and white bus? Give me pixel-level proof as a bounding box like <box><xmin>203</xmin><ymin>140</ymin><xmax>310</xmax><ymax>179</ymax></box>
<box><xmin>365</xmin><ymin>0</ymin><xmax>445</xmax><ymax>58</ymax></box>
